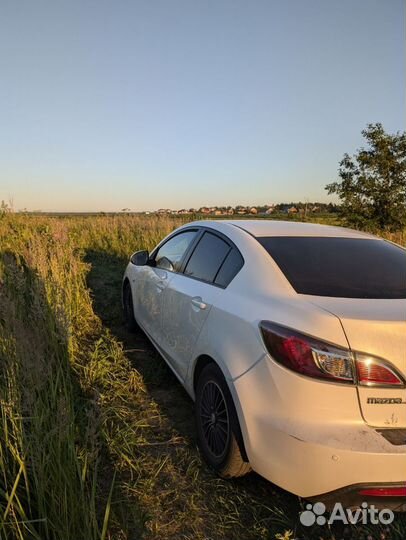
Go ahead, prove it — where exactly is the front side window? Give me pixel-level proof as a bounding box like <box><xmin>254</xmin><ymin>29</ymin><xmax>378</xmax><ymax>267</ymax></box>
<box><xmin>257</xmin><ymin>236</ymin><xmax>406</xmax><ymax>299</ymax></box>
<box><xmin>155</xmin><ymin>230</ymin><xmax>197</xmax><ymax>272</ymax></box>
<box><xmin>184</xmin><ymin>232</ymin><xmax>231</xmax><ymax>283</ymax></box>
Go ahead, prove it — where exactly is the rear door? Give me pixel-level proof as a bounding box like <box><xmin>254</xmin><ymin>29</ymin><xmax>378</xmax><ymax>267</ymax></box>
<box><xmin>160</xmin><ymin>231</ymin><xmax>242</xmax><ymax>380</ymax></box>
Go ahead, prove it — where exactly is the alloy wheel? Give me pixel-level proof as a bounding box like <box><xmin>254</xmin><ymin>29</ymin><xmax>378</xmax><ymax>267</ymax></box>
<box><xmin>199</xmin><ymin>380</ymin><xmax>230</xmax><ymax>459</ymax></box>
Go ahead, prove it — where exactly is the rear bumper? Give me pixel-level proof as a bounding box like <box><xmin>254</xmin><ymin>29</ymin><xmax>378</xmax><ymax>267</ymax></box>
<box><xmin>311</xmin><ymin>483</ymin><xmax>406</xmax><ymax>511</ymax></box>
<box><xmin>242</xmin><ymin>420</ymin><xmax>406</xmax><ymax>500</ymax></box>
<box><xmin>232</xmin><ymin>355</ymin><xmax>406</xmax><ymax>500</ymax></box>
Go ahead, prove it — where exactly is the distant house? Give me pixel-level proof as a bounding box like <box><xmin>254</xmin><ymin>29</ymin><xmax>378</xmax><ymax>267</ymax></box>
<box><xmin>249</xmin><ymin>207</ymin><xmax>258</xmax><ymax>214</ymax></box>
<box><xmin>199</xmin><ymin>207</ymin><xmax>210</xmax><ymax>214</ymax></box>
<box><xmin>213</xmin><ymin>209</ymin><xmax>222</xmax><ymax>215</ymax></box>
<box><xmin>288</xmin><ymin>206</ymin><xmax>298</xmax><ymax>214</ymax></box>
<box><xmin>265</xmin><ymin>207</ymin><xmax>274</xmax><ymax>214</ymax></box>
<box><xmin>227</xmin><ymin>208</ymin><xmax>234</xmax><ymax>215</ymax></box>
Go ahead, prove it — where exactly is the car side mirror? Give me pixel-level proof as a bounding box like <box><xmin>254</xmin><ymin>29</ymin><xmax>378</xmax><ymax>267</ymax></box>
<box><xmin>156</xmin><ymin>256</ymin><xmax>174</xmax><ymax>272</ymax></box>
<box><xmin>130</xmin><ymin>250</ymin><xmax>149</xmax><ymax>266</ymax></box>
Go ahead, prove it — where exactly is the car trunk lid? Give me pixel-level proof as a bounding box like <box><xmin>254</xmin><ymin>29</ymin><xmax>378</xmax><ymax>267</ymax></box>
<box><xmin>308</xmin><ymin>297</ymin><xmax>406</xmax><ymax>428</ymax></box>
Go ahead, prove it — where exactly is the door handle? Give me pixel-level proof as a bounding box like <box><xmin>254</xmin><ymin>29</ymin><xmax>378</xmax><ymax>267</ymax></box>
<box><xmin>156</xmin><ymin>281</ymin><xmax>166</xmax><ymax>292</ymax></box>
<box><xmin>156</xmin><ymin>271</ymin><xmax>168</xmax><ymax>292</ymax></box>
<box><xmin>191</xmin><ymin>297</ymin><xmax>207</xmax><ymax>310</ymax></box>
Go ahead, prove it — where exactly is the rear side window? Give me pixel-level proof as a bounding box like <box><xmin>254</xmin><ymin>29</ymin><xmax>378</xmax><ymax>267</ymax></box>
<box><xmin>214</xmin><ymin>249</ymin><xmax>244</xmax><ymax>287</ymax></box>
<box><xmin>184</xmin><ymin>232</ymin><xmax>230</xmax><ymax>283</ymax></box>
<box><xmin>257</xmin><ymin>236</ymin><xmax>406</xmax><ymax>299</ymax></box>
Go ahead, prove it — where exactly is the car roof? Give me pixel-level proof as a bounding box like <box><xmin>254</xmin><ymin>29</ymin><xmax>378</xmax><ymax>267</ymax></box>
<box><xmin>186</xmin><ymin>219</ymin><xmax>377</xmax><ymax>239</ymax></box>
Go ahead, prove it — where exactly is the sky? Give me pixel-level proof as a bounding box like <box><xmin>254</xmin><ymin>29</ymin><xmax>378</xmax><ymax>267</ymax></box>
<box><xmin>0</xmin><ymin>0</ymin><xmax>404</xmax><ymax>212</ymax></box>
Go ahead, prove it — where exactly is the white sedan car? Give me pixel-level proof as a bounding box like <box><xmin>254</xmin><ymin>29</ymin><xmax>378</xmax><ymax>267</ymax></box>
<box><xmin>122</xmin><ymin>220</ymin><xmax>406</xmax><ymax>509</ymax></box>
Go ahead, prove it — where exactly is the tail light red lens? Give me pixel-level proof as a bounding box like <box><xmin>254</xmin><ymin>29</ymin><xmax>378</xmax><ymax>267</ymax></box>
<box><xmin>359</xmin><ymin>487</ymin><xmax>406</xmax><ymax>497</ymax></box>
<box><xmin>260</xmin><ymin>321</ymin><xmax>405</xmax><ymax>387</ymax></box>
<box><xmin>356</xmin><ymin>354</ymin><xmax>404</xmax><ymax>386</ymax></box>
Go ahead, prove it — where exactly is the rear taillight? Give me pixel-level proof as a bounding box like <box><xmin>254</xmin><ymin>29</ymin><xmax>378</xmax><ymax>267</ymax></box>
<box><xmin>259</xmin><ymin>321</ymin><xmax>354</xmax><ymax>383</ymax></box>
<box><xmin>355</xmin><ymin>354</ymin><xmax>404</xmax><ymax>386</ymax></box>
<box><xmin>359</xmin><ymin>487</ymin><xmax>406</xmax><ymax>497</ymax></box>
<box><xmin>260</xmin><ymin>321</ymin><xmax>405</xmax><ymax>387</ymax></box>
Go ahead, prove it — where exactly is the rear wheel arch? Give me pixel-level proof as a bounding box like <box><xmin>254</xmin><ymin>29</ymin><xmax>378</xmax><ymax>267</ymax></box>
<box><xmin>193</xmin><ymin>355</ymin><xmax>216</xmax><ymax>394</ymax></box>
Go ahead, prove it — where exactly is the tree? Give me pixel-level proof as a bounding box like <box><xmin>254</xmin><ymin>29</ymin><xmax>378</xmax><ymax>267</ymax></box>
<box><xmin>326</xmin><ymin>123</ymin><xmax>406</xmax><ymax>231</ymax></box>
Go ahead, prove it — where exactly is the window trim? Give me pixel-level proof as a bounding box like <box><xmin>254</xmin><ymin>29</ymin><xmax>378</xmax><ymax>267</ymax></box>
<box><xmin>150</xmin><ymin>225</ymin><xmax>245</xmax><ymax>286</ymax></box>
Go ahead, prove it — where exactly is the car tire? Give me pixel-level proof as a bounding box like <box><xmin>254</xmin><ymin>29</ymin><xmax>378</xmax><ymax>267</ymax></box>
<box><xmin>195</xmin><ymin>363</ymin><xmax>251</xmax><ymax>478</ymax></box>
<box><xmin>123</xmin><ymin>281</ymin><xmax>138</xmax><ymax>333</ymax></box>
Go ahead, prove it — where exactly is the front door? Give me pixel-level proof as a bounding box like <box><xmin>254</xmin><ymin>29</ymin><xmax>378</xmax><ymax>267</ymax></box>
<box><xmin>135</xmin><ymin>229</ymin><xmax>198</xmax><ymax>346</ymax></box>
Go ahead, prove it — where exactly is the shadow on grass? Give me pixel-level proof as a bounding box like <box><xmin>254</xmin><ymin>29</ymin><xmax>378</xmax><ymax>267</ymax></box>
<box><xmin>0</xmin><ymin>251</ymin><xmax>112</xmax><ymax>539</ymax></box>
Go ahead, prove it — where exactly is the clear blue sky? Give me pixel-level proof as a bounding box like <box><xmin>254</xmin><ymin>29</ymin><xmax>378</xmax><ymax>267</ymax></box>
<box><xmin>0</xmin><ymin>0</ymin><xmax>404</xmax><ymax>212</ymax></box>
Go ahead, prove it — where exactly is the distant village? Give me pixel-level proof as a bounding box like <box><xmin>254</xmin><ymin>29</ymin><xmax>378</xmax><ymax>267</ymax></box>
<box><xmin>11</xmin><ymin>201</ymin><xmax>339</xmax><ymax>216</ymax></box>
<box><xmin>143</xmin><ymin>202</ymin><xmax>338</xmax><ymax>217</ymax></box>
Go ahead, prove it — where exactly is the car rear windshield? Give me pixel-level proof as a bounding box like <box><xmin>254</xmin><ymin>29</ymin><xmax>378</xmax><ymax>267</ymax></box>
<box><xmin>257</xmin><ymin>236</ymin><xmax>406</xmax><ymax>298</ymax></box>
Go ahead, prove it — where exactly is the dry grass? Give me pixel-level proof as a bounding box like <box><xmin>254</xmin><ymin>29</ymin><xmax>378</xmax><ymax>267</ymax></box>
<box><xmin>0</xmin><ymin>213</ymin><xmax>404</xmax><ymax>540</ymax></box>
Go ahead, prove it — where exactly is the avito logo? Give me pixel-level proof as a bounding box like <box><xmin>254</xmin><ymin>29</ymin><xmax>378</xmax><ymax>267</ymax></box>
<box><xmin>300</xmin><ymin>502</ymin><xmax>394</xmax><ymax>526</ymax></box>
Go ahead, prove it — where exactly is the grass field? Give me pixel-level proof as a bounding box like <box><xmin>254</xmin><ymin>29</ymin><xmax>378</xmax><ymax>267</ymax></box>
<box><xmin>0</xmin><ymin>213</ymin><xmax>405</xmax><ymax>540</ymax></box>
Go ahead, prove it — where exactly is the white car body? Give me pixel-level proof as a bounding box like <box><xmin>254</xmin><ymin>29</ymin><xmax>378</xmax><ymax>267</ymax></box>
<box><xmin>123</xmin><ymin>220</ymin><xmax>406</xmax><ymax>508</ymax></box>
